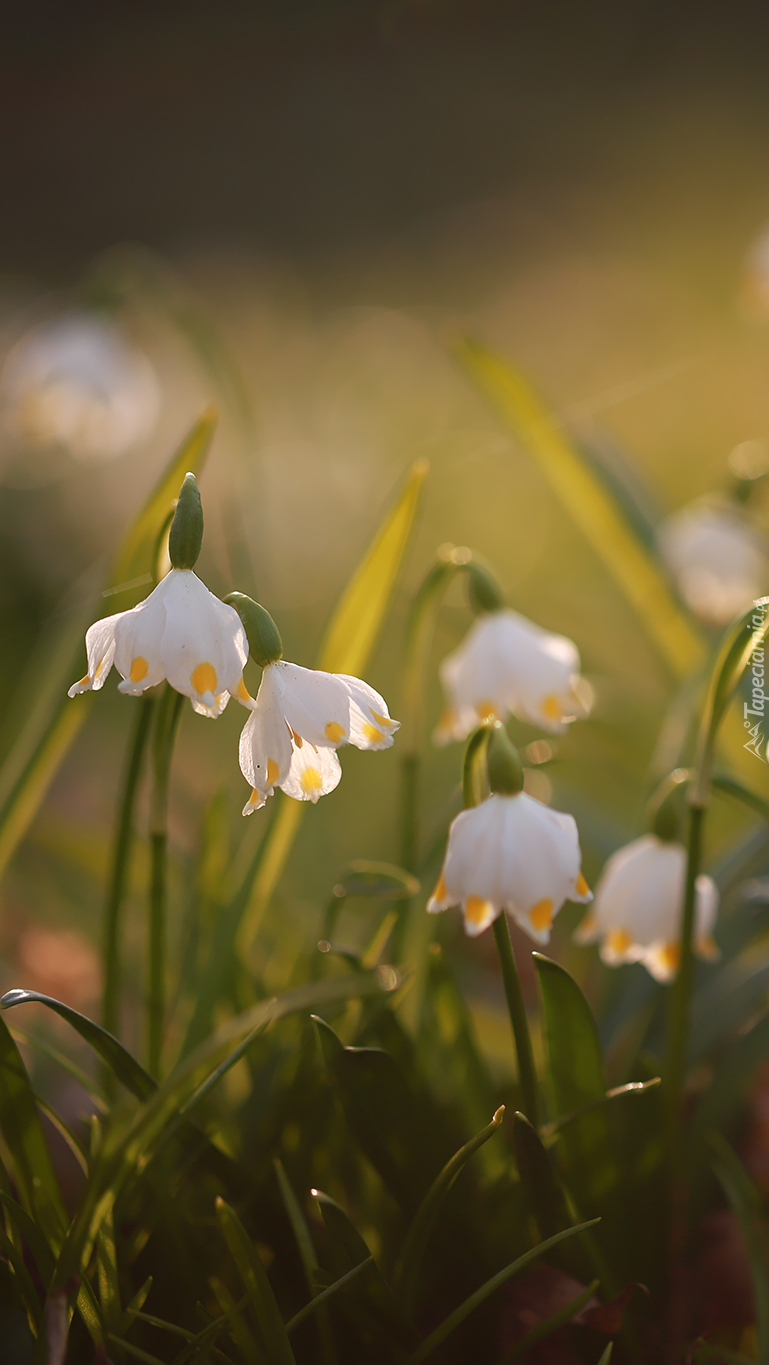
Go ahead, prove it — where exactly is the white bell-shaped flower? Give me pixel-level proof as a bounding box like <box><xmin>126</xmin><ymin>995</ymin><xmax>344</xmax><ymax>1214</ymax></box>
<box><xmin>435</xmin><ymin>609</ymin><xmax>591</xmax><ymax>743</ymax></box>
<box><xmin>658</xmin><ymin>501</ymin><xmax>767</xmax><ymax>627</ymax></box>
<box><xmin>0</xmin><ymin>313</ymin><xmax>159</xmax><ymax>464</ymax></box>
<box><xmin>427</xmin><ymin>791</ymin><xmax>592</xmax><ymax>941</ymax></box>
<box><xmin>574</xmin><ymin>833</ymin><xmax>719</xmax><ymax>982</ymax></box>
<box><xmin>68</xmin><ymin>568</ymin><xmax>249</xmax><ymax>718</ymax></box>
<box><xmin>239</xmin><ymin>660</ymin><xmax>399</xmax><ymax>813</ymax></box>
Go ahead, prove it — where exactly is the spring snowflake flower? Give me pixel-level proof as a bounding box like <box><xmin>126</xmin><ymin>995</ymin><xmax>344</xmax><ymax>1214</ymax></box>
<box><xmin>574</xmin><ymin>834</ymin><xmax>719</xmax><ymax>982</ymax></box>
<box><xmin>435</xmin><ymin>609</ymin><xmax>591</xmax><ymax>743</ymax></box>
<box><xmin>427</xmin><ymin>791</ymin><xmax>592</xmax><ymax>941</ymax></box>
<box><xmin>68</xmin><ymin>569</ymin><xmax>249</xmax><ymax>718</ymax></box>
<box><xmin>239</xmin><ymin>662</ymin><xmax>399</xmax><ymax>812</ymax></box>
<box><xmin>659</xmin><ymin>501</ymin><xmax>767</xmax><ymax>627</ymax></box>
<box><xmin>0</xmin><ymin>313</ymin><xmax>159</xmax><ymax>463</ymax></box>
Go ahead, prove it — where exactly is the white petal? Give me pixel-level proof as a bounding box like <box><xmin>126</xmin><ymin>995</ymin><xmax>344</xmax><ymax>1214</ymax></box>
<box><xmin>280</xmin><ymin>742</ymin><xmax>341</xmax><ymax>803</ymax></box>
<box><xmin>277</xmin><ymin>662</ymin><xmax>353</xmax><ymax>747</ymax></box>
<box><xmin>238</xmin><ymin>667</ymin><xmax>293</xmax><ymax>809</ymax></box>
<box><xmin>335</xmin><ymin>674</ymin><xmax>400</xmax><ymax>750</ymax></box>
<box><xmin>159</xmin><ymin>572</ymin><xmax>248</xmax><ymax>712</ymax></box>
<box><xmin>113</xmin><ymin>576</ymin><xmax>172</xmax><ymax>696</ymax></box>
<box><xmin>68</xmin><ymin>611</ymin><xmax>121</xmax><ymax>695</ymax></box>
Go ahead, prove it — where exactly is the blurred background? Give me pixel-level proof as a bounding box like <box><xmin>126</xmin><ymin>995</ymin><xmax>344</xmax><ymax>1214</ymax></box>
<box><xmin>3</xmin><ymin>0</ymin><xmax>769</xmax><ymax>1069</ymax></box>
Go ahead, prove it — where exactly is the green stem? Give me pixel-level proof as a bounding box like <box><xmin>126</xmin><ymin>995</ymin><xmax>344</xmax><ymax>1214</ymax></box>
<box><xmin>147</xmin><ymin>687</ymin><xmax>184</xmax><ymax>1077</ymax></box>
<box><xmin>493</xmin><ymin>915</ymin><xmax>539</xmax><ymax>1129</ymax></box>
<box><xmin>102</xmin><ymin>697</ymin><xmax>154</xmax><ymax>1047</ymax></box>
<box><xmin>663</xmin><ymin>800</ymin><xmax>705</xmax><ymax>1162</ymax></box>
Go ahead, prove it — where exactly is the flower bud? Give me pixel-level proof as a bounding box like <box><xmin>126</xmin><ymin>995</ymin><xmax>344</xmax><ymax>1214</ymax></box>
<box><xmin>225</xmin><ymin>593</ymin><xmax>283</xmax><ymax>667</ymax></box>
<box><xmin>466</xmin><ymin>561</ymin><xmax>505</xmax><ymax>614</ymax></box>
<box><xmin>168</xmin><ymin>472</ymin><xmax>204</xmax><ymax>570</ymax></box>
<box><xmin>487</xmin><ymin>723</ymin><xmax>524</xmax><ymax>796</ymax></box>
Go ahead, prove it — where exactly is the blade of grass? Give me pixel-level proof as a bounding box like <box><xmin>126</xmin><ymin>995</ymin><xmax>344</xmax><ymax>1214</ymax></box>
<box><xmin>710</xmin><ymin>1135</ymin><xmax>769</xmax><ymax>1364</ymax></box>
<box><xmin>285</xmin><ymin>1258</ymin><xmax>374</xmax><ymax>1334</ymax></box>
<box><xmin>394</xmin><ymin>1106</ymin><xmax>505</xmax><ymax>1310</ymax></box>
<box><xmin>2</xmin><ymin>990</ymin><xmax>155</xmax><ymax>1099</ymax></box>
<box><xmin>216</xmin><ymin>1198</ymin><xmax>296</xmax><ymax>1364</ymax></box>
<box><xmin>406</xmin><ymin>1219</ymin><xmax>601</xmax><ymax>1364</ymax></box>
<box><xmin>0</xmin><ymin>1016</ymin><xmax>66</xmax><ymax>1246</ymax></box>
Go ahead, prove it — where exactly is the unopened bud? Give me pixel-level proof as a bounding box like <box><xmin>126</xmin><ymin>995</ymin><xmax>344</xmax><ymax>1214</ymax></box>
<box><xmin>168</xmin><ymin>472</ymin><xmax>204</xmax><ymax>570</ymax></box>
<box><xmin>487</xmin><ymin>723</ymin><xmax>524</xmax><ymax>796</ymax></box>
<box><xmin>225</xmin><ymin>593</ymin><xmax>283</xmax><ymax>667</ymax></box>
<box><xmin>466</xmin><ymin>561</ymin><xmax>505</xmax><ymax>614</ymax></box>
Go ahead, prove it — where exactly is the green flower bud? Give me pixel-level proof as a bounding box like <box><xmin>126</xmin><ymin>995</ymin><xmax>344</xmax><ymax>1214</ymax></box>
<box><xmin>487</xmin><ymin>723</ymin><xmax>524</xmax><ymax>796</ymax></box>
<box><xmin>168</xmin><ymin>472</ymin><xmax>204</xmax><ymax>570</ymax></box>
<box><xmin>648</xmin><ymin>768</ymin><xmax>689</xmax><ymax>842</ymax></box>
<box><xmin>225</xmin><ymin>593</ymin><xmax>283</xmax><ymax>667</ymax></box>
<box><xmin>466</xmin><ymin>560</ymin><xmax>505</xmax><ymax>614</ymax></box>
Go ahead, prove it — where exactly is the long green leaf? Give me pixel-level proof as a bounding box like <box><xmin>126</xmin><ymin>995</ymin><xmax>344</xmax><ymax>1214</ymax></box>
<box><xmin>710</xmin><ymin>1135</ymin><xmax>769</xmax><ymax>1364</ymax></box>
<box><xmin>406</xmin><ymin>1219</ymin><xmax>600</xmax><ymax>1364</ymax></box>
<box><xmin>0</xmin><ymin>1016</ymin><xmax>66</xmax><ymax>1247</ymax></box>
<box><xmin>2</xmin><ymin>990</ymin><xmax>155</xmax><ymax>1099</ymax></box>
<box><xmin>216</xmin><ymin>1198</ymin><xmax>296</xmax><ymax>1365</ymax></box>
<box><xmin>236</xmin><ymin>458</ymin><xmax>427</xmax><ymax>954</ymax></box>
<box><xmin>502</xmin><ymin>1279</ymin><xmax>599</xmax><ymax>1363</ymax></box>
<box><xmin>0</xmin><ymin>409</ymin><xmax>216</xmax><ymax>885</ymax></box>
<box><xmin>51</xmin><ymin>971</ymin><xmax>391</xmax><ymax>1291</ymax></box>
<box><xmin>394</xmin><ymin>1105</ymin><xmax>505</xmax><ymax>1309</ymax></box>
<box><xmin>534</xmin><ymin>954</ymin><xmax>615</xmax><ymax>1202</ymax></box>
<box><xmin>285</xmin><ymin>1260</ymin><xmax>373</xmax><ymax>1335</ymax></box>
<box><xmin>453</xmin><ymin>339</ymin><xmax>702</xmax><ymax>679</ymax></box>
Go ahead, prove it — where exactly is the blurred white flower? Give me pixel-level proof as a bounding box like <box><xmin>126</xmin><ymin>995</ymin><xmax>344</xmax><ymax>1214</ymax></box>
<box><xmin>0</xmin><ymin>312</ymin><xmax>159</xmax><ymax>463</ymax></box>
<box><xmin>659</xmin><ymin>501</ymin><xmax>767</xmax><ymax>626</ymax></box>
<box><xmin>427</xmin><ymin>791</ymin><xmax>591</xmax><ymax>941</ymax></box>
<box><xmin>68</xmin><ymin>568</ymin><xmax>248</xmax><ymax>718</ymax></box>
<box><xmin>240</xmin><ymin>662</ymin><xmax>399</xmax><ymax>812</ymax></box>
<box><xmin>435</xmin><ymin>609</ymin><xmax>591</xmax><ymax>742</ymax></box>
<box><xmin>574</xmin><ymin>833</ymin><xmax>719</xmax><ymax>982</ymax></box>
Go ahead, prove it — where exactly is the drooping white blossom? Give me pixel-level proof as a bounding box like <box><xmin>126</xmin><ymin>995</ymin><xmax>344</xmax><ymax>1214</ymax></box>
<box><xmin>659</xmin><ymin>501</ymin><xmax>767</xmax><ymax>627</ymax></box>
<box><xmin>0</xmin><ymin>313</ymin><xmax>159</xmax><ymax>463</ymax></box>
<box><xmin>240</xmin><ymin>661</ymin><xmax>399</xmax><ymax>813</ymax></box>
<box><xmin>427</xmin><ymin>791</ymin><xmax>592</xmax><ymax>941</ymax></box>
<box><xmin>68</xmin><ymin>569</ymin><xmax>249</xmax><ymax>718</ymax></box>
<box><xmin>435</xmin><ymin>609</ymin><xmax>591</xmax><ymax>743</ymax></box>
<box><xmin>574</xmin><ymin>833</ymin><xmax>719</xmax><ymax>982</ymax></box>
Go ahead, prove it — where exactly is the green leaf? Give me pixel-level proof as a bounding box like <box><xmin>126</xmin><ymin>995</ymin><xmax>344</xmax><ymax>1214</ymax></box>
<box><xmin>312</xmin><ymin>1189</ymin><xmax>413</xmax><ymax>1345</ymax></box>
<box><xmin>534</xmin><ymin>954</ymin><xmax>615</xmax><ymax>1202</ymax></box>
<box><xmin>0</xmin><ymin>1223</ymin><xmax>41</xmax><ymax>1328</ymax></box>
<box><xmin>51</xmin><ymin>971</ymin><xmax>391</xmax><ymax>1292</ymax></box>
<box><xmin>710</xmin><ymin>1135</ymin><xmax>769</xmax><ymax>1364</ymax></box>
<box><xmin>0</xmin><ymin>1016</ymin><xmax>66</xmax><ymax>1248</ymax></box>
<box><xmin>2</xmin><ymin>990</ymin><xmax>155</xmax><ymax>1100</ymax></box>
<box><xmin>512</xmin><ymin>1112</ymin><xmax>573</xmax><ymax>1243</ymax></box>
<box><xmin>596</xmin><ymin>1348</ymin><xmax>614</xmax><ymax>1365</ymax></box>
<box><xmin>501</xmin><ymin>1278</ymin><xmax>599</xmax><ymax>1363</ymax></box>
<box><xmin>405</xmin><ymin>1219</ymin><xmax>600</xmax><ymax>1364</ymax></box>
<box><xmin>712</xmin><ymin>772</ymin><xmax>769</xmax><ymax>823</ymax></box>
<box><xmin>236</xmin><ymin>458</ymin><xmax>427</xmax><ymax>955</ymax></box>
<box><xmin>394</xmin><ymin>1105</ymin><xmax>505</xmax><ymax>1310</ymax></box>
<box><xmin>0</xmin><ymin>409</ymin><xmax>216</xmax><ymax>887</ymax></box>
<box><xmin>0</xmin><ymin>1192</ymin><xmax>54</xmax><ymax>1288</ymax></box>
<box><xmin>216</xmin><ymin>1198</ymin><xmax>296</xmax><ymax>1365</ymax></box>
<box><xmin>453</xmin><ymin>338</ymin><xmax>702</xmax><ymax>679</ymax></box>
<box><xmin>313</xmin><ymin>1016</ymin><xmax>439</xmax><ymax>1212</ymax></box>
<box><xmin>333</xmin><ymin>861</ymin><xmax>420</xmax><ymax>901</ymax></box>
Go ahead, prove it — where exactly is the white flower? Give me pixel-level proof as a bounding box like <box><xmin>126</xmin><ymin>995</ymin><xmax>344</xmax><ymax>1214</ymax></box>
<box><xmin>239</xmin><ymin>661</ymin><xmax>399</xmax><ymax>813</ymax></box>
<box><xmin>427</xmin><ymin>791</ymin><xmax>592</xmax><ymax>941</ymax></box>
<box><xmin>68</xmin><ymin>569</ymin><xmax>249</xmax><ymax>718</ymax></box>
<box><xmin>574</xmin><ymin>834</ymin><xmax>719</xmax><ymax>982</ymax></box>
<box><xmin>658</xmin><ymin>501</ymin><xmax>767</xmax><ymax>627</ymax></box>
<box><xmin>0</xmin><ymin>313</ymin><xmax>159</xmax><ymax>463</ymax></box>
<box><xmin>435</xmin><ymin>609</ymin><xmax>591</xmax><ymax>742</ymax></box>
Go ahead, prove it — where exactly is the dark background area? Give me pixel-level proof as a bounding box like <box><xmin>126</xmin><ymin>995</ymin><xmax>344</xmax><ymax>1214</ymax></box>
<box><xmin>3</xmin><ymin>0</ymin><xmax>769</xmax><ymax>279</ymax></box>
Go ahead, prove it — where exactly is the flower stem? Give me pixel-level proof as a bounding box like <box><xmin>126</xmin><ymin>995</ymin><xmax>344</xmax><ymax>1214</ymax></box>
<box><xmin>102</xmin><ymin>696</ymin><xmax>154</xmax><ymax>1048</ymax></box>
<box><xmin>147</xmin><ymin>686</ymin><xmax>184</xmax><ymax>1077</ymax></box>
<box><xmin>663</xmin><ymin>798</ymin><xmax>705</xmax><ymax>1163</ymax></box>
<box><xmin>492</xmin><ymin>914</ymin><xmax>540</xmax><ymax>1129</ymax></box>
